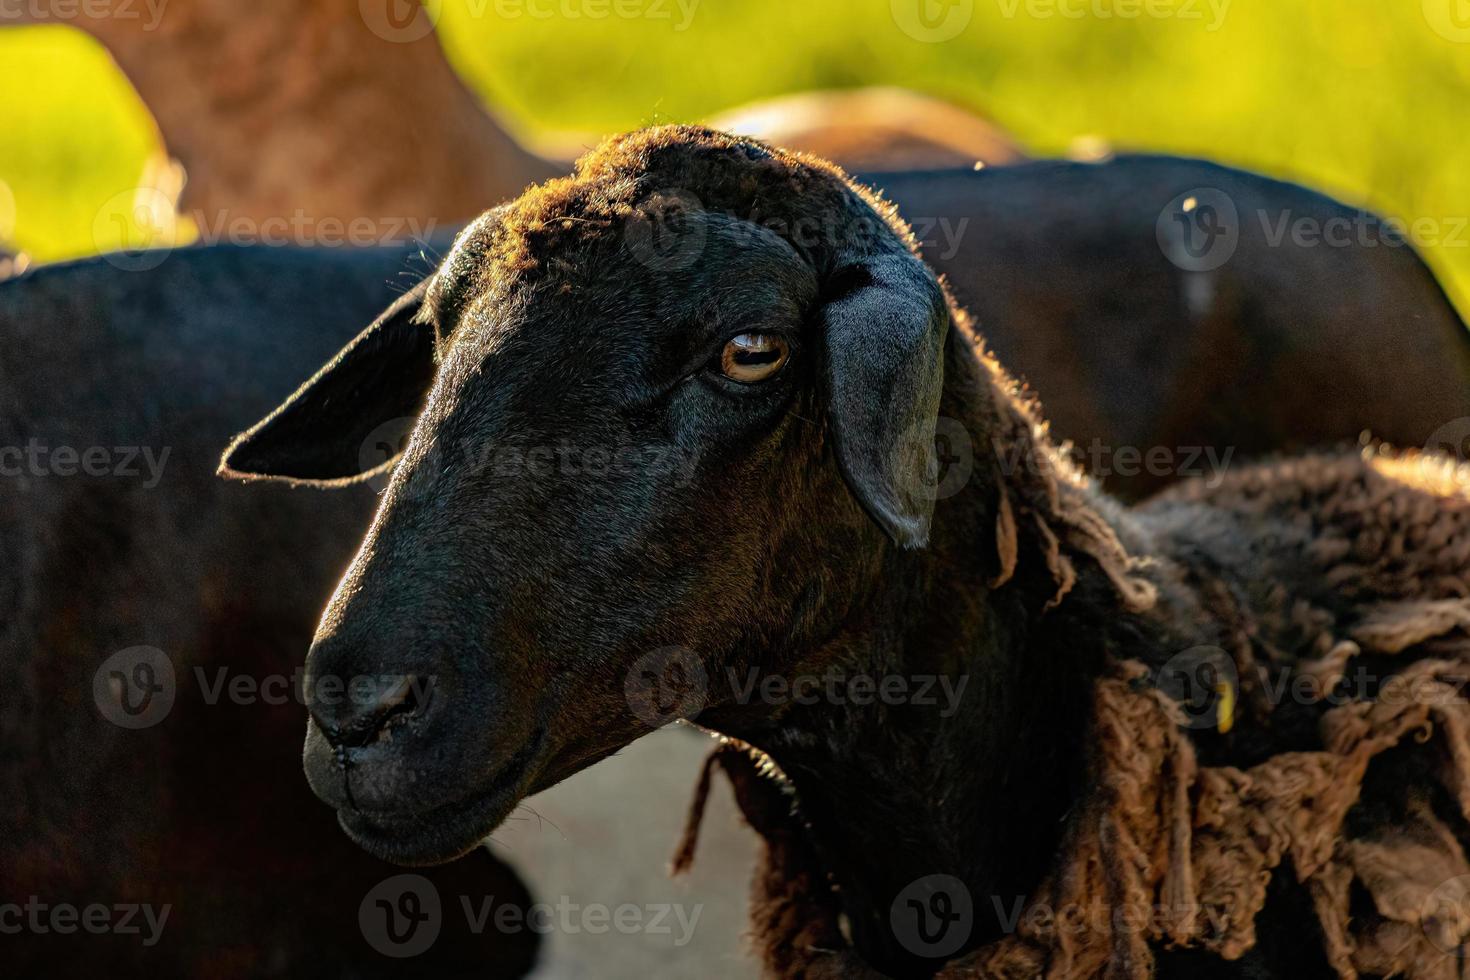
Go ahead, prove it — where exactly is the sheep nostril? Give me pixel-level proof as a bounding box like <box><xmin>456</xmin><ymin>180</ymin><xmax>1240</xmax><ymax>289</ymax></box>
<box><xmin>311</xmin><ymin>673</ymin><xmax>427</xmax><ymax>750</ymax></box>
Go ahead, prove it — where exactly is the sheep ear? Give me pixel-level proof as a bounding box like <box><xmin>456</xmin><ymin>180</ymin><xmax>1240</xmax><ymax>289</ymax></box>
<box><xmin>218</xmin><ymin>277</ymin><xmax>437</xmax><ymax>484</ymax></box>
<box><xmin>822</xmin><ymin>252</ymin><xmax>950</xmax><ymax>549</ymax></box>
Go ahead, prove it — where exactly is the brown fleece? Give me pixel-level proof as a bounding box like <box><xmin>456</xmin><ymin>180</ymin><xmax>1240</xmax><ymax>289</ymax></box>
<box><xmin>680</xmin><ymin>445</ymin><xmax>1470</xmax><ymax>978</ymax></box>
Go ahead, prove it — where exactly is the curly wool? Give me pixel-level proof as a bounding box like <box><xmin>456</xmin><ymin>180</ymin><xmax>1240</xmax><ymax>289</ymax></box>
<box><xmin>678</xmin><ymin>448</ymin><xmax>1470</xmax><ymax>979</ymax></box>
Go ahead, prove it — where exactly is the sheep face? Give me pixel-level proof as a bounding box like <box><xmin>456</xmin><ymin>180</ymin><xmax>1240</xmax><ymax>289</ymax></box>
<box><xmin>220</xmin><ymin>126</ymin><xmax>952</xmax><ymax>864</ymax></box>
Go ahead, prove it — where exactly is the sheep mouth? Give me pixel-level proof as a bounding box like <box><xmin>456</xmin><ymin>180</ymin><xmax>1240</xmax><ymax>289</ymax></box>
<box><xmin>336</xmin><ymin>728</ymin><xmax>547</xmax><ymax>866</ymax></box>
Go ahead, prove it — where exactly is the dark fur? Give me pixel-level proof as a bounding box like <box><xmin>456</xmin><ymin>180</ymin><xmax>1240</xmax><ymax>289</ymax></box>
<box><xmin>224</xmin><ymin>128</ymin><xmax>1470</xmax><ymax>977</ymax></box>
<box><xmin>0</xmin><ymin>246</ymin><xmax>539</xmax><ymax>977</ymax></box>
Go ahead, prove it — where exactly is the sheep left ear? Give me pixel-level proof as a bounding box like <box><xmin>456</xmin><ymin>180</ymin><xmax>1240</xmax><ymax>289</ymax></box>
<box><xmin>218</xmin><ymin>276</ymin><xmax>437</xmax><ymax>484</ymax></box>
<box><xmin>821</xmin><ymin>251</ymin><xmax>950</xmax><ymax>549</ymax></box>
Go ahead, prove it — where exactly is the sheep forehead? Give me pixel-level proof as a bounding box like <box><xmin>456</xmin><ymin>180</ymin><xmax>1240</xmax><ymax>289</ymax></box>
<box><xmin>428</xmin><ymin>126</ymin><xmax>844</xmax><ymax>366</ymax></box>
<box><xmin>449</xmin><ymin>250</ymin><xmax>811</xmax><ymax>401</ymax></box>
<box><xmin>441</xmin><ymin>209</ymin><xmax>817</xmax><ymax>351</ymax></box>
<box><xmin>453</xmin><ymin>125</ymin><xmax>845</xmax><ymax>288</ymax></box>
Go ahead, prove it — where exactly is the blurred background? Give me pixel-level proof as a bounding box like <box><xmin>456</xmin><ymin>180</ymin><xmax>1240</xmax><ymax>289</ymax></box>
<box><xmin>3</xmin><ymin>0</ymin><xmax>1469</xmax><ymax>311</ymax></box>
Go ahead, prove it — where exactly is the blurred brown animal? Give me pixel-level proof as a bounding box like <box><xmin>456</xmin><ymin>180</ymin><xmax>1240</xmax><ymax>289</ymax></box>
<box><xmin>0</xmin><ymin>245</ymin><xmax>28</xmax><ymax>280</ymax></box>
<box><xmin>711</xmin><ymin>86</ymin><xmax>1025</xmax><ymax>171</ymax></box>
<box><xmin>0</xmin><ymin>246</ymin><xmax>543</xmax><ymax>978</ymax></box>
<box><xmin>7</xmin><ymin>0</ymin><xmax>1022</xmax><ymax>233</ymax></box>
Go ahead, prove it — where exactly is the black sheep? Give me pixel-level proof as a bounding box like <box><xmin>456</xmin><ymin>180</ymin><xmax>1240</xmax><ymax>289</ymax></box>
<box><xmin>0</xmin><ymin>246</ymin><xmax>540</xmax><ymax>977</ymax></box>
<box><xmin>221</xmin><ymin>127</ymin><xmax>1470</xmax><ymax>977</ymax></box>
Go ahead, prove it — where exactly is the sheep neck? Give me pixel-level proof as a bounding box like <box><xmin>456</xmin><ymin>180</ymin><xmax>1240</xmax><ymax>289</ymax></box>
<box><xmin>68</xmin><ymin>3</ymin><xmax>557</xmax><ymax>226</ymax></box>
<box><xmin>727</xmin><ymin>329</ymin><xmax>1118</xmax><ymax>976</ymax></box>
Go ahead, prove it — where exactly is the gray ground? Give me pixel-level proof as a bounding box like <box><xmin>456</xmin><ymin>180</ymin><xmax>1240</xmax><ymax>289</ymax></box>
<box><xmin>491</xmin><ymin>725</ymin><xmax>760</xmax><ymax>979</ymax></box>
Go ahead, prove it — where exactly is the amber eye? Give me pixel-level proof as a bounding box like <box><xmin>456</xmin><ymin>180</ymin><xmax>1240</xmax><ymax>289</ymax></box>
<box><xmin>719</xmin><ymin>333</ymin><xmax>790</xmax><ymax>384</ymax></box>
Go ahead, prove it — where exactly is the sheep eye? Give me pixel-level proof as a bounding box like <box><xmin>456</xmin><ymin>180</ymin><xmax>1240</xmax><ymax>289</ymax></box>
<box><xmin>718</xmin><ymin>333</ymin><xmax>790</xmax><ymax>384</ymax></box>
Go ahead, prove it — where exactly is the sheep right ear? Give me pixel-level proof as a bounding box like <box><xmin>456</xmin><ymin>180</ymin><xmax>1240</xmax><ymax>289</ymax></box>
<box><xmin>218</xmin><ymin>277</ymin><xmax>437</xmax><ymax>485</ymax></box>
<box><xmin>821</xmin><ymin>251</ymin><xmax>950</xmax><ymax>550</ymax></box>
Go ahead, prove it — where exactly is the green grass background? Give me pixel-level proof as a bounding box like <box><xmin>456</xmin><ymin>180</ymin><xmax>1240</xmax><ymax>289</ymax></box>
<box><xmin>1</xmin><ymin>0</ymin><xmax>1468</xmax><ymax>307</ymax></box>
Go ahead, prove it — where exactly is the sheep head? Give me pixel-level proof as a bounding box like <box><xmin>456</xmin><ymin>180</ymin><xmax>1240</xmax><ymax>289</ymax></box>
<box><xmin>219</xmin><ymin>126</ymin><xmax>957</xmax><ymax>865</ymax></box>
